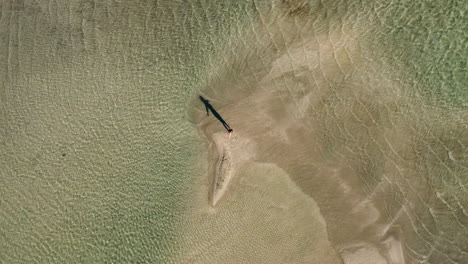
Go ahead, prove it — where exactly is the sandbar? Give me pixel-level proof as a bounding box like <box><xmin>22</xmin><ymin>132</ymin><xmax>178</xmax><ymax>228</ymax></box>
<box><xmin>209</xmin><ymin>132</ymin><xmax>254</xmax><ymax>206</ymax></box>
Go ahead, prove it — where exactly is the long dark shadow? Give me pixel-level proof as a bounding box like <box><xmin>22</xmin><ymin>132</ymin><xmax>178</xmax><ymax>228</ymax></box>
<box><xmin>199</xmin><ymin>96</ymin><xmax>233</xmax><ymax>133</ymax></box>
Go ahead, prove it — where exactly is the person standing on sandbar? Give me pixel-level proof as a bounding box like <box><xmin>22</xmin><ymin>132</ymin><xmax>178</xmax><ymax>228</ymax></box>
<box><xmin>199</xmin><ymin>96</ymin><xmax>233</xmax><ymax>133</ymax></box>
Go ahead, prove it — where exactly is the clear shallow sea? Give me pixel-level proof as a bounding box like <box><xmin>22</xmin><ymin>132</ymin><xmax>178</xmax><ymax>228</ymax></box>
<box><xmin>1</xmin><ymin>0</ymin><xmax>466</xmax><ymax>263</ymax></box>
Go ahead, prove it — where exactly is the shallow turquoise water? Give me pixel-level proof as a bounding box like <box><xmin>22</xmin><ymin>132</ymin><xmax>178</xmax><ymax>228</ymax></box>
<box><xmin>1</xmin><ymin>0</ymin><xmax>466</xmax><ymax>263</ymax></box>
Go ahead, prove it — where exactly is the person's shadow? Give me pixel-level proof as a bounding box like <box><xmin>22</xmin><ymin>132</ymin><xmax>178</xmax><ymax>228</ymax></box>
<box><xmin>199</xmin><ymin>96</ymin><xmax>233</xmax><ymax>133</ymax></box>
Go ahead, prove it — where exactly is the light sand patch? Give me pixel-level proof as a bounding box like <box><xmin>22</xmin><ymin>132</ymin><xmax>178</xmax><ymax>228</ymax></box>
<box><xmin>210</xmin><ymin>132</ymin><xmax>256</xmax><ymax>206</ymax></box>
<box><xmin>339</xmin><ymin>243</ymin><xmax>388</xmax><ymax>264</ymax></box>
<box><xmin>382</xmin><ymin>235</ymin><xmax>405</xmax><ymax>264</ymax></box>
<box><xmin>176</xmin><ymin>162</ymin><xmax>341</xmax><ymax>264</ymax></box>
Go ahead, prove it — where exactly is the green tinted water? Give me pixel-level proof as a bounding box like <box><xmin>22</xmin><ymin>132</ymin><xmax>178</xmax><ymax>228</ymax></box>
<box><xmin>1</xmin><ymin>0</ymin><xmax>466</xmax><ymax>263</ymax></box>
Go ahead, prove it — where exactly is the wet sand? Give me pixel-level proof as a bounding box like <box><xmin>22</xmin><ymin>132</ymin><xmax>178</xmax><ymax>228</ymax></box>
<box><xmin>2</xmin><ymin>0</ymin><xmax>465</xmax><ymax>263</ymax></box>
<box><xmin>188</xmin><ymin>1</ymin><xmax>468</xmax><ymax>262</ymax></box>
<box><xmin>209</xmin><ymin>132</ymin><xmax>255</xmax><ymax>206</ymax></box>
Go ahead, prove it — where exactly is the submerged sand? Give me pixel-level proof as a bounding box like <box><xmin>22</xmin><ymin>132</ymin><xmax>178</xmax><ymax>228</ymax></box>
<box><xmin>2</xmin><ymin>0</ymin><xmax>465</xmax><ymax>263</ymax></box>
<box><xmin>185</xmin><ymin>1</ymin><xmax>468</xmax><ymax>264</ymax></box>
<box><xmin>181</xmin><ymin>1</ymin><xmax>467</xmax><ymax>263</ymax></box>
